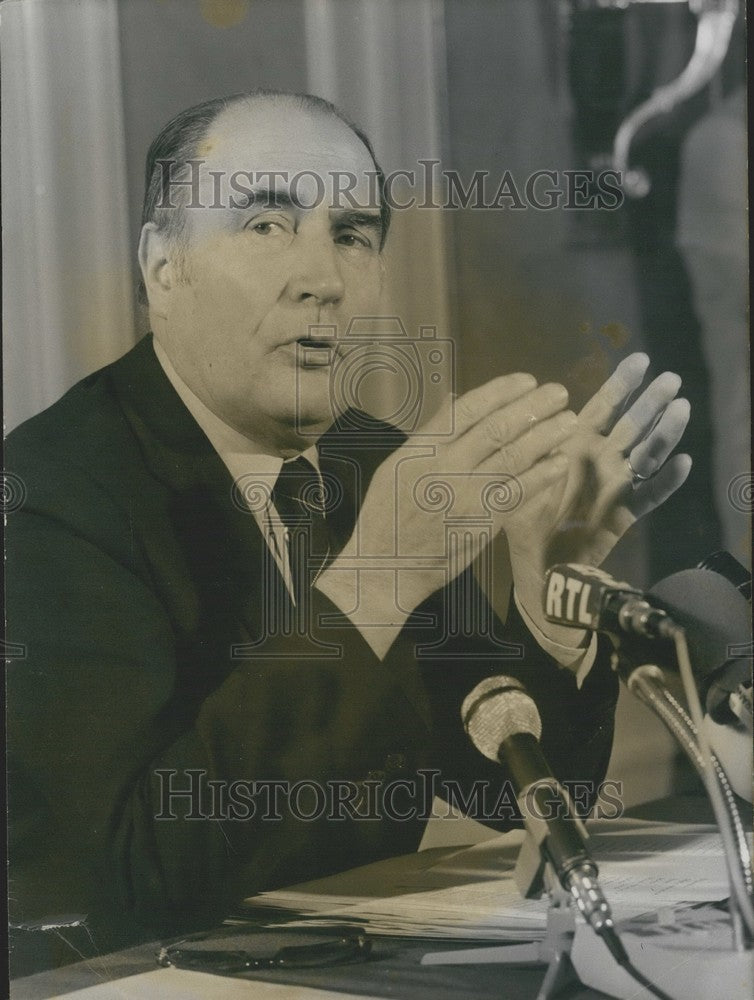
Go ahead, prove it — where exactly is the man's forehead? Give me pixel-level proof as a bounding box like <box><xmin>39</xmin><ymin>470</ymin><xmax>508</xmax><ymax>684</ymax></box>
<box><xmin>199</xmin><ymin>99</ymin><xmax>377</xmax><ymax>189</ymax></box>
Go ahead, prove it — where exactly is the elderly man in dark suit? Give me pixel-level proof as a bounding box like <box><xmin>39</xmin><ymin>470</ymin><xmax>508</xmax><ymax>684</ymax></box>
<box><xmin>6</xmin><ymin>91</ymin><xmax>691</xmax><ymax>971</ymax></box>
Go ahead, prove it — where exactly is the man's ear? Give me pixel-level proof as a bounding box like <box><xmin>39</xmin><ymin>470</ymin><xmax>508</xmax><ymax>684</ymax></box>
<box><xmin>138</xmin><ymin>222</ymin><xmax>177</xmax><ymax>319</ymax></box>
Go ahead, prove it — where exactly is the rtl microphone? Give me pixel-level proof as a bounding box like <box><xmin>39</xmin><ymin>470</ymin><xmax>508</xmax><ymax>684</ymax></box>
<box><xmin>543</xmin><ymin>563</ymin><xmax>677</xmax><ymax>640</ymax></box>
<box><xmin>461</xmin><ymin>676</ymin><xmax>625</xmax><ymax>956</ymax></box>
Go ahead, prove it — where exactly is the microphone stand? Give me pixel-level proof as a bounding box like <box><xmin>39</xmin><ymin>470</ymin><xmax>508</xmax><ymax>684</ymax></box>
<box><xmin>612</xmin><ymin>634</ymin><xmax>754</xmax><ymax>949</ymax></box>
<box><xmin>421</xmin><ymin>829</ymin><xmax>583</xmax><ymax>1000</ymax></box>
<box><xmin>425</xmin><ymin>635</ymin><xmax>752</xmax><ymax>998</ymax></box>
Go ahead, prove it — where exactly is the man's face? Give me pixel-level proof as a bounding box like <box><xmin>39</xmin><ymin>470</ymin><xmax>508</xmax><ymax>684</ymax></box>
<box><xmin>154</xmin><ymin>99</ymin><xmax>384</xmax><ymax>454</ymax></box>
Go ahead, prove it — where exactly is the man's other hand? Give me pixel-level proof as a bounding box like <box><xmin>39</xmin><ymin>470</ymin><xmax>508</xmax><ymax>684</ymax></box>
<box><xmin>317</xmin><ymin>372</ymin><xmax>574</xmax><ymax>654</ymax></box>
<box><xmin>506</xmin><ymin>352</ymin><xmax>691</xmax><ymax>656</ymax></box>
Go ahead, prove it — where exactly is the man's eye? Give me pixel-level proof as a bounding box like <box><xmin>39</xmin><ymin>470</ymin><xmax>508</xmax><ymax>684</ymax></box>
<box><xmin>244</xmin><ymin>214</ymin><xmax>293</xmax><ymax>237</ymax></box>
<box><xmin>336</xmin><ymin>231</ymin><xmax>372</xmax><ymax>249</ymax></box>
<box><xmin>249</xmin><ymin>220</ymin><xmax>280</xmax><ymax>235</ymax></box>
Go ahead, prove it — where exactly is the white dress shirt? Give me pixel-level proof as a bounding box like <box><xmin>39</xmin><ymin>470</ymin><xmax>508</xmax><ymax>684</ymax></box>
<box><xmin>153</xmin><ymin>338</ymin><xmax>321</xmax><ymax>603</ymax></box>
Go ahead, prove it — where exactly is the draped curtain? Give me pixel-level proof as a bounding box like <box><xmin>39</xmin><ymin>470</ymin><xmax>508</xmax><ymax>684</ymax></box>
<box><xmin>2</xmin><ymin>0</ymin><xmax>136</xmax><ymax>433</ymax></box>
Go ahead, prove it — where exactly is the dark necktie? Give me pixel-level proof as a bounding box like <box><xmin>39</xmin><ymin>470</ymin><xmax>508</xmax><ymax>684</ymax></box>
<box><xmin>272</xmin><ymin>455</ymin><xmax>331</xmax><ymax>603</ymax></box>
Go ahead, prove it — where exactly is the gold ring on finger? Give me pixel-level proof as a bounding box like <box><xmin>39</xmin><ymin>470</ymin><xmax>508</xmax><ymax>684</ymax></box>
<box><xmin>627</xmin><ymin>456</ymin><xmax>653</xmax><ymax>488</ymax></box>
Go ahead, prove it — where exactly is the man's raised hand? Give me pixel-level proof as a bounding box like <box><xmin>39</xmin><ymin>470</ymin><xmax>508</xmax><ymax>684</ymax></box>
<box><xmin>316</xmin><ymin>371</ymin><xmax>574</xmax><ymax>654</ymax></box>
<box><xmin>504</xmin><ymin>353</ymin><xmax>691</xmax><ymax>647</ymax></box>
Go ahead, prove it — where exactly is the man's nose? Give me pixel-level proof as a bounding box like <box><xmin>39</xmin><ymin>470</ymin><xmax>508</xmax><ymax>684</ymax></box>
<box><xmin>285</xmin><ymin>232</ymin><xmax>346</xmax><ymax>306</ymax></box>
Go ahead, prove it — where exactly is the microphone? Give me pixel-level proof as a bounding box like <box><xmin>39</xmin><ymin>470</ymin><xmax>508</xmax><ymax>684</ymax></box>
<box><xmin>461</xmin><ymin>676</ymin><xmax>622</xmax><ymax>948</ymax></box>
<box><xmin>543</xmin><ymin>563</ymin><xmax>677</xmax><ymax>640</ymax></box>
<box><xmin>647</xmin><ymin>568</ymin><xmax>752</xmax><ymax>723</ymax></box>
<box><xmin>544</xmin><ymin>562</ymin><xmax>752</xmax><ymax>720</ymax></box>
<box><xmin>697</xmin><ymin>550</ymin><xmax>751</xmax><ymax>603</ymax></box>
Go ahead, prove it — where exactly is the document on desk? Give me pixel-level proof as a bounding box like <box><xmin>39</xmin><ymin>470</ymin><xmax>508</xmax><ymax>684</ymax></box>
<box><xmin>42</xmin><ymin>967</ymin><xmax>386</xmax><ymax>1000</ymax></box>
<box><xmin>238</xmin><ymin>818</ymin><xmax>731</xmax><ymax>940</ymax></box>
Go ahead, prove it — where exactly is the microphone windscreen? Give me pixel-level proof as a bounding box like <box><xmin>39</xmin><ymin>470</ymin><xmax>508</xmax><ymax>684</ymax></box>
<box><xmin>461</xmin><ymin>675</ymin><xmax>542</xmax><ymax>762</ymax></box>
<box><xmin>697</xmin><ymin>550</ymin><xmax>751</xmax><ymax>601</ymax></box>
<box><xmin>648</xmin><ymin>569</ymin><xmax>752</xmax><ymax>681</ymax></box>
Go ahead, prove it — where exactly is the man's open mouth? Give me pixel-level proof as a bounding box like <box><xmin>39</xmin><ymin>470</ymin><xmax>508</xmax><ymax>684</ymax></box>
<box><xmin>296</xmin><ymin>338</ymin><xmax>332</xmax><ymax>348</ymax></box>
<box><xmin>296</xmin><ymin>338</ymin><xmax>336</xmax><ymax>366</ymax></box>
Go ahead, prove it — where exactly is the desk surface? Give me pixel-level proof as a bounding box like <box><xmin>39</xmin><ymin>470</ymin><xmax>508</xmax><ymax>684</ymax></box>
<box><xmin>9</xmin><ymin>796</ymin><xmax>739</xmax><ymax>1000</ymax></box>
<box><xmin>12</xmin><ymin>935</ymin><xmax>610</xmax><ymax>1000</ymax></box>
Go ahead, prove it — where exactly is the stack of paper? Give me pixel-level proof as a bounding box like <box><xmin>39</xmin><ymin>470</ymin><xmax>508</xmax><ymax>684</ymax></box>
<box><xmin>237</xmin><ymin>818</ymin><xmax>731</xmax><ymax>941</ymax></box>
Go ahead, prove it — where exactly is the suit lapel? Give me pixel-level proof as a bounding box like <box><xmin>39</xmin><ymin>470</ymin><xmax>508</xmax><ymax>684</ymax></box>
<box><xmin>109</xmin><ymin>336</ymin><xmax>283</xmax><ymax>648</ymax></box>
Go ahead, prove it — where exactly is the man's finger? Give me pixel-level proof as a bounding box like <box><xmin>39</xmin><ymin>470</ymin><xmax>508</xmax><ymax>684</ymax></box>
<box><xmin>486</xmin><ymin>409</ymin><xmax>577</xmax><ymax>477</ymax></box>
<box><xmin>476</xmin><ymin>452</ymin><xmax>569</xmax><ymax>518</ymax></box>
<box><xmin>453</xmin><ymin>382</ymin><xmax>569</xmax><ymax>468</ymax></box>
<box><xmin>627</xmin><ymin>397</ymin><xmax>690</xmax><ymax>478</ymax></box>
<box><xmin>578</xmin><ymin>353</ymin><xmax>650</xmax><ymax>433</ymax></box>
<box><xmin>629</xmin><ymin>453</ymin><xmax>693</xmax><ymax>522</ymax></box>
<box><xmin>509</xmin><ymin>454</ymin><xmax>570</xmax><ymax>525</ymax></box>
<box><xmin>462</xmin><ymin>410</ymin><xmax>578</xmax><ymax>488</ymax></box>
<box><xmin>610</xmin><ymin>371</ymin><xmax>682</xmax><ymax>454</ymax></box>
<box><xmin>422</xmin><ymin>372</ymin><xmax>537</xmax><ymax>439</ymax></box>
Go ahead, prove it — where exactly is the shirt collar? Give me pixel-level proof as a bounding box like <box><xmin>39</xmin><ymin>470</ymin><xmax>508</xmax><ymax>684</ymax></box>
<box><xmin>152</xmin><ymin>337</ymin><xmax>320</xmax><ymax>485</ymax></box>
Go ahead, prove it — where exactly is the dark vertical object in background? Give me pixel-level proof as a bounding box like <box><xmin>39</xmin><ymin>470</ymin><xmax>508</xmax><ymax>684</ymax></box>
<box><xmin>568</xmin><ymin>2</ymin><xmax>733</xmax><ymax>579</ymax></box>
<box><xmin>568</xmin><ymin>7</ymin><xmax>627</xmax><ymax>164</ymax></box>
<box><xmin>442</xmin><ymin>1</ymin><xmax>596</xmax><ymax>393</ymax></box>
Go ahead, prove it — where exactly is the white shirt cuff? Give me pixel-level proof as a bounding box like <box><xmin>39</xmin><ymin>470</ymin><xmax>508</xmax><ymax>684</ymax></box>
<box><xmin>513</xmin><ymin>590</ymin><xmax>598</xmax><ymax>689</ymax></box>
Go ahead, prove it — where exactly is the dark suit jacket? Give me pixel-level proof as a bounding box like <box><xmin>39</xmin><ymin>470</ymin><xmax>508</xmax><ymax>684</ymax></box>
<box><xmin>6</xmin><ymin>335</ymin><xmax>618</xmax><ymax>970</ymax></box>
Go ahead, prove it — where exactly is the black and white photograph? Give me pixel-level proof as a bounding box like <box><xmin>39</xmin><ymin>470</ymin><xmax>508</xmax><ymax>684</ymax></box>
<box><xmin>3</xmin><ymin>1</ymin><xmax>751</xmax><ymax>997</ymax></box>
